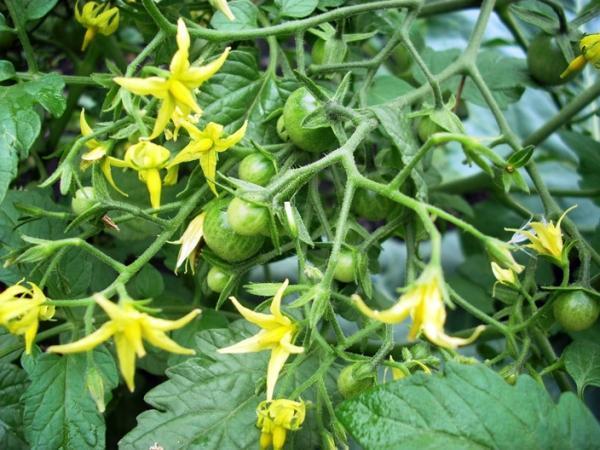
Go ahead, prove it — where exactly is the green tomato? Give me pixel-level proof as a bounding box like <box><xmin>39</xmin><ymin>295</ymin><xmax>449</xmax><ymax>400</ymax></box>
<box><xmin>334</xmin><ymin>250</ymin><xmax>356</xmax><ymax>283</ymax></box>
<box><xmin>352</xmin><ymin>188</ymin><xmax>393</xmax><ymax>221</ymax></box>
<box><xmin>553</xmin><ymin>290</ymin><xmax>600</xmax><ymax>332</ymax></box>
<box><xmin>71</xmin><ymin>187</ymin><xmax>98</xmax><ymax>215</ymax></box>
<box><xmin>227</xmin><ymin>197</ymin><xmax>270</xmax><ymax>237</ymax></box>
<box><xmin>283</xmin><ymin>87</ymin><xmax>337</xmax><ymax>153</ymax></box>
<box><xmin>207</xmin><ymin>266</ymin><xmax>231</xmax><ymax>293</ymax></box>
<box><xmin>527</xmin><ymin>33</ymin><xmax>570</xmax><ymax>86</ymax></box>
<box><xmin>417</xmin><ymin>116</ymin><xmax>444</xmax><ymax>144</ymax></box>
<box><xmin>203</xmin><ymin>199</ymin><xmax>265</xmax><ymax>262</ymax></box>
<box><xmin>337</xmin><ymin>364</ymin><xmax>375</xmax><ymax>399</ymax></box>
<box><xmin>238</xmin><ymin>153</ymin><xmax>275</xmax><ymax>186</ymax></box>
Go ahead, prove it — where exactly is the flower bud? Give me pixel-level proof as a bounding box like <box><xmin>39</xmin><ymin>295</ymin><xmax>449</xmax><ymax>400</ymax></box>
<box><xmin>485</xmin><ymin>238</ymin><xmax>524</xmax><ymax>274</ymax></box>
<box><xmin>86</xmin><ymin>366</ymin><xmax>106</xmax><ymax>413</ymax></box>
<box><xmin>209</xmin><ymin>0</ymin><xmax>236</xmax><ymax>21</ymax></box>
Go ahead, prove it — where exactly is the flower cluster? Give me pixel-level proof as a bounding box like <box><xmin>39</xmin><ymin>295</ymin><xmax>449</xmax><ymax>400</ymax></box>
<box><xmin>77</xmin><ymin>18</ymin><xmax>246</xmax><ymax>208</ymax></box>
<box><xmin>218</xmin><ymin>280</ymin><xmax>306</xmax><ymax>448</ymax></box>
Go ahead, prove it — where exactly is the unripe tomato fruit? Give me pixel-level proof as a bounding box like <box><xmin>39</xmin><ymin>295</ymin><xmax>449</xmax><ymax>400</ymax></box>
<box><xmin>238</xmin><ymin>153</ymin><xmax>275</xmax><ymax>186</ymax></box>
<box><xmin>227</xmin><ymin>197</ymin><xmax>270</xmax><ymax>237</ymax></box>
<box><xmin>71</xmin><ymin>187</ymin><xmax>98</xmax><ymax>215</ymax></box>
<box><xmin>203</xmin><ymin>199</ymin><xmax>265</xmax><ymax>262</ymax></box>
<box><xmin>311</xmin><ymin>39</ymin><xmax>326</xmax><ymax>65</ymax></box>
<box><xmin>553</xmin><ymin>290</ymin><xmax>600</xmax><ymax>332</ymax></box>
<box><xmin>337</xmin><ymin>364</ymin><xmax>375</xmax><ymax>399</ymax></box>
<box><xmin>527</xmin><ymin>34</ymin><xmax>570</xmax><ymax>86</ymax></box>
<box><xmin>207</xmin><ymin>266</ymin><xmax>231</xmax><ymax>293</ymax></box>
<box><xmin>282</xmin><ymin>87</ymin><xmax>337</xmax><ymax>153</ymax></box>
<box><xmin>352</xmin><ymin>188</ymin><xmax>392</xmax><ymax>221</ymax></box>
<box><xmin>417</xmin><ymin>116</ymin><xmax>444</xmax><ymax>144</ymax></box>
<box><xmin>334</xmin><ymin>251</ymin><xmax>356</xmax><ymax>283</ymax></box>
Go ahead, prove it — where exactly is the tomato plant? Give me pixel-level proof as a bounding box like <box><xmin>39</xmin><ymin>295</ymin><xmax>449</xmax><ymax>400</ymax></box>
<box><xmin>1</xmin><ymin>1</ymin><xmax>599</xmax><ymax>449</ymax></box>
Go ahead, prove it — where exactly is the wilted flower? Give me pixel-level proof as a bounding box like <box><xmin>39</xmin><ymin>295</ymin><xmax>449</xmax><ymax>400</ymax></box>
<box><xmin>173</xmin><ymin>212</ymin><xmax>206</xmax><ymax>274</ymax></box>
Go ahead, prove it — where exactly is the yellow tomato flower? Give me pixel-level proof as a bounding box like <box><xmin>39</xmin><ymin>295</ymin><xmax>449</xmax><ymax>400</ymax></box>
<box><xmin>561</xmin><ymin>34</ymin><xmax>600</xmax><ymax>79</ymax></box>
<box><xmin>491</xmin><ymin>262</ymin><xmax>519</xmax><ymax>287</ymax></box>
<box><xmin>107</xmin><ymin>141</ymin><xmax>177</xmax><ymax>209</ymax></box>
<box><xmin>114</xmin><ymin>18</ymin><xmax>230</xmax><ymax>139</ymax></box>
<box><xmin>79</xmin><ymin>109</ymin><xmax>127</xmax><ymax>196</ymax></box>
<box><xmin>168</xmin><ymin>120</ymin><xmax>247</xmax><ymax>195</ymax></box>
<box><xmin>75</xmin><ymin>1</ymin><xmax>119</xmax><ymax>51</ymax></box>
<box><xmin>174</xmin><ymin>212</ymin><xmax>206</xmax><ymax>274</ymax></box>
<box><xmin>256</xmin><ymin>399</ymin><xmax>306</xmax><ymax>450</ymax></box>
<box><xmin>0</xmin><ymin>281</ymin><xmax>55</xmax><ymax>354</ymax></box>
<box><xmin>209</xmin><ymin>0</ymin><xmax>236</xmax><ymax>21</ymax></box>
<box><xmin>48</xmin><ymin>294</ymin><xmax>200</xmax><ymax>391</ymax></box>
<box><xmin>353</xmin><ymin>266</ymin><xmax>484</xmax><ymax>349</ymax></box>
<box><xmin>218</xmin><ymin>279</ymin><xmax>304</xmax><ymax>401</ymax></box>
<box><xmin>507</xmin><ymin>206</ymin><xmax>576</xmax><ymax>266</ymax></box>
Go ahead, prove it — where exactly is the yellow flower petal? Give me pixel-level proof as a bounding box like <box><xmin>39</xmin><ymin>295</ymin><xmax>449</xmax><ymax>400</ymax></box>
<box><xmin>229</xmin><ymin>297</ymin><xmax>281</xmax><ymax>329</ymax></box>
<box><xmin>114</xmin><ymin>332</ymin><xmax>138</xmax><ymax>392</ymax></box>
<box><xmin>80</xmin><ymin>109</ymin><xmax>93</xmax><ymax>137</ymax></box>
<box><xmin>352</xmin><ymin>293</ymin><xmax>416</xmax><ymax>324</ymax></box>
<box><xmin>141</xmin><ymin>325</ymin><xmax>196</xmax><ymax>355</ymax></box>
<box><xmin>214</xmin><ymin>121</ymin><xmax>247</xmax><ymax>152</ymax></box>
<box><xmin>269</xmin><ymin>279</ymin><xmax>289</xmax><ymax>320</ymax></box>
<box><xmin>47</xmin><ymin>322</ymin><xmax>116</xmax><ymax>354</ymax></box>
<box><xmin>143</xmin><ymin>309</ymin><xmax>201</xmax><ymax>331</ymax></box>
<box><xmin>179</xmin><ymin>47</ymin><xmax>231</xmax><ymax>89</ymax></box>
<box><xmin>199</xmin><ymin>150</ymin><xmax>218</xmax><ymax>195</ymax></box>
<box><xmin>150</xmin><ymin>96</ymin><xmax>176</xmax><ymax>140</ymax></box>
<box><xmin>266</xmin><ymin>344</ymin><xmax>291</xmax><ymax>401</ymax></box>
<box><xmin>169</xmin><ymin>80</ymin><xmax>201</xmax><ymax>114</ymax></box>
<box><xmin>144</xmin><ymin>168</ymin><xmax>163</xmax><ymax>209</ymax></box>
<box><xmin>114</xmin><ymin>76</ymin><xmax>169</xmax><ymax>98</ymax></box>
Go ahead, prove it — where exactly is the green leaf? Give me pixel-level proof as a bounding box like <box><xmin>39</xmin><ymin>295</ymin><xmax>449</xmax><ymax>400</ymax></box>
<box><xmin>509</xmin><ymin>2</ymin><xmax>559</xmax><ymax>34</ymax></box>
<box><xmin>127</xmin><ymin>263</ymin><xmax>165</xmax><ymax>299</ymax></box>
<box><xmin>210</xmin><ymin>0</ymin><xmax>258</xmax><ymax>31</ymax></box>
<box><xmin>198</xmin><ymin>50</ymin><xmax>295</xmax><ymax>143</ymax></box>
<box><xmin>46</xmin><ymin>248</ymin><xmax>94</xmax><ymax>299</ymax></box>
<box><xmin>21</xmin><ymin>349</ymin><xmax>117</xmax><ymax>449</ymax></box>
<box><xmin>464</xmin><ymin>51</ymin><xmax>528</xmax><ymax>109</ymax></box>
<box><xmin>275</xmin><ymin>0</ymin><xmax>318</xmax><ymax>18</ymax></box>
<box><xmin>0</xmin><ymin>74</ymin><xmax>66</xmax><ymax>203</ymax></box>
<box><xmin>337</xmin><ymin>362</ymin><xmax>600</xmax><ymax>450</ymax></box>
<box><xmin>0</xmin><ymin>188</ymin><xmax>68</xmax><ymax>284</ymax></box>
<box><xmin>0</xmin><ymin>60</ymin><xmax>15</xmax><ymax>82</ymax></box>
<box><xmin>120</xmin><ymin>322</ymin><xmax>335</xmax><ymax>449</ymax></box>
<box><xmin>371</xmin><ymin>105</ymin><xmax>427</xmax><ymax>200</ymax></box>
<box><xmin>366</xmin><ymin>76</ymin><xmax>412</xmax><ymax>106</ymax></box>
<box><xmin>564</xmin><ymin>340</ymin><xmax>600</xmax><ymax>396</ymax></box>
<box><xmin>0</xmin><ymin>363</ymin><xmax>29</xmax><ymax>449</ymax></box>
<box><xmin>559</xmin><ymin>131</ymin><xmax>600</xmax><ymax>205</ymax></box>
<box><xmin>24</xmin><ymin>0</ymin><xmax>59</xmax><ymax>20</ymax></box>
